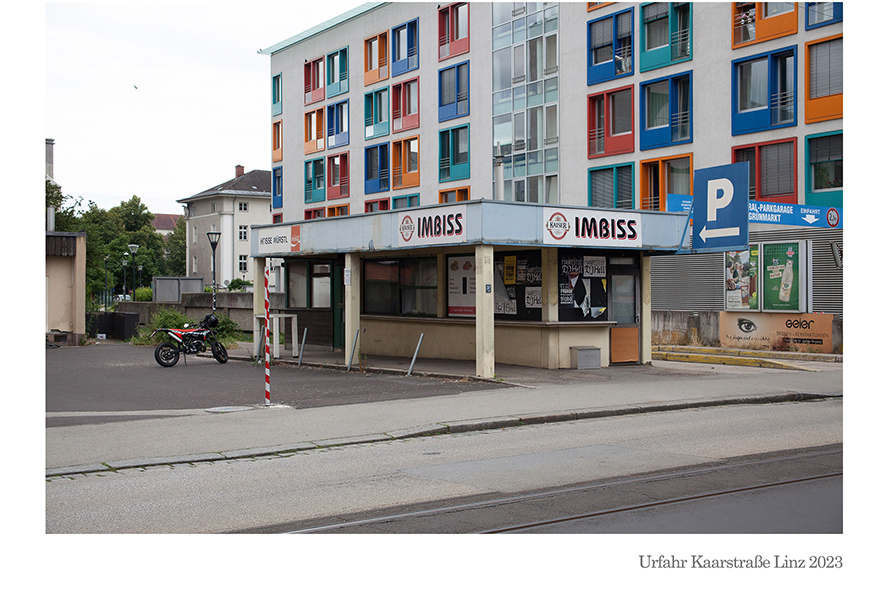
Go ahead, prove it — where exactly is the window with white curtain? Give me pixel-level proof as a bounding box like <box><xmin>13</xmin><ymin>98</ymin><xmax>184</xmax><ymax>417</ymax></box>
<box><xmin>738</xmin><ymin>58</ymin><xmax>768</xmax><ymax>112</ymax></box>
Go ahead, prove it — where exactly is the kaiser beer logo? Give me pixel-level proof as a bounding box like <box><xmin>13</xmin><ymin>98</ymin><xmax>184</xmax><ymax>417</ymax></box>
<box><xmin>545</xmin><ymin>211</ymin><xmax>570</xmax><ymax>241</ymax></box>
<box><xmin>399</xmin><ymin>215</ymin><xmax>415</xmax><ymax>242</ymax></box>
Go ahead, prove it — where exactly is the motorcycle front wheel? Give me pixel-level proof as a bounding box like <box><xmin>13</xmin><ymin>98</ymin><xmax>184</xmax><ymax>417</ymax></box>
<box><xmin>211</xmin><ymin>341</ymin><xmax>228</xmax><ymax>364</ymax></box>
<box><xmin>154</xmin><ymin>342</ymin><xmax>180</xmax><ymax>367</ymax></box>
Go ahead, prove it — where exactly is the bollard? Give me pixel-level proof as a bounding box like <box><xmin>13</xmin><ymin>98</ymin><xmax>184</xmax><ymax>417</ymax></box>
<box><xmin>407</xmin><ymin>333</ymin><xmax>424</xmax><ymax>376</ymax></box>
<box><xmin>297</xmin><ymin>328</ymin><xmax>308</xmax><ymax>367</ymax></box>
<box><xmin>348</xmin><ymin>329</ymin><xmax>360</xmax><ymax>371</ymax></box>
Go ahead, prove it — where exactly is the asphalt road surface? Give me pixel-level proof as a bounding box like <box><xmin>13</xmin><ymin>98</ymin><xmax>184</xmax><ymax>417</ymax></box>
<box><xmin>46</xmin><ymin>342</ymin><xmax>503</xmax><ymax>422</ymax></box>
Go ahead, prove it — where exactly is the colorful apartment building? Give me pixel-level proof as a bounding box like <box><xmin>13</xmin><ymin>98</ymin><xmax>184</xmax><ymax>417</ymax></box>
<box><xmin>252</xmin><ymin>3</ymin><xmax>843</xmax><ymax>374</ymax></box>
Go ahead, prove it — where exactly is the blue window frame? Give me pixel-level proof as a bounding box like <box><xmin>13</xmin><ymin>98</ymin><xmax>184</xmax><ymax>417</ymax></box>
<box><xmin>439</xmin><ymin>60</ymin><xmax>469</xmax><ymax>121</ymax></box>
<box><xmin>640</xmin><ymin>71</ymin><xmax>692</xmax><ymax>150</ymax></box>
<box><xmin>364</xmin><ymin>87</ymin><xmax>389</xmax><ymax>139</ymax></box>
<box><xmin>365</xmin><ymin>142</ymin><xmax>390</xmax><ymax>194</ymax></box>
<box><xmin>326</xmin><ymin>99</ymin><xmax>349</xmax><ymax>149</ymax></box>
<box><xmin>806</xmin><ymin>2</ymin><xmax>842</xmax><ymax>29</ymax></box>
<box><xmin>587</xmin><ymin>7</ymin><xmax>634</xmax><ymax>86</ymax></box>
<box><xmin>588</xmin><ymin>163</ymin><xmax>634</xmax><ymax>209</ymax></box>
<box><xmin>393</xmin><ymin>194</ymin><xmax>420</xmax><ymax>209</ymax></box>
<box><xmin>272</xmin><ymin>166</ymin><xmax>283</xmax><ymax>209</ymax></box>
<box><xmin>805</xmin><ymin>131</ymin><xmax>842</xmax><ymax>207</ymax></box>
<box><xmin>392</xmin><ymin>18</ymin><xmax>419</xmax><ymax>77</ymax></box>
<box><xmin>271</xmin><ymin>73</ymin><xmax>282</xmax><ymax>116</ymax></box>
<box><xmin>639</xmin><ymin>2</ymin><xmax>692</xmax><ymax>72</ymax></box>
<box><xmin>326</xmin><ymin>47</ymin><xmax>349</xmax><ymax>98</ymax></box>
<box><xmin>304</xmin><ymin>158</ymin><xmax>325</xmax><ymax>203</ymax></box>
<box><xmin>732</xmin><ymin>46</ymin><xmax>797</xmax><ymax>136</ymax></box>
<box><xmin>439</xmin><ymin>124</ymin><xmax>470</xmax><ymax>182</ymax></box>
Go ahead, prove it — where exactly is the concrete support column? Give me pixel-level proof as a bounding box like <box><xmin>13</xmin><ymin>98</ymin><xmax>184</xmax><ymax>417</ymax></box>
<box><xmin>344</xmin><ymin>252</ymin><xmax>362</xmax><ymax>364</ymax></box>
<box><xmin>475</xmin><ymin>244</ymin><xmax>495</xmax><ymax>378</ymax></box>
<box><xmin>540</xmin><ymin>247</ymin><xmax>559</xmax><ymax>369</ymax></box>
<box><xmin>641</xmin><ymin>255</ymin><xmax>652</xmax><ymax>364</ymax></box>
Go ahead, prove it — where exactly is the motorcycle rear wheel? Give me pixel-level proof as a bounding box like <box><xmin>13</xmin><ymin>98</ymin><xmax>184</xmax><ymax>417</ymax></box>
<box><xmin>211</xmin><ymin>341</ymin><xmax>228</xmax><ymax>364</ymax></box>
<box><xmin>155</xmin><ymin>342</ymin><xmax>180</xmax><ymax>367</ymax></box>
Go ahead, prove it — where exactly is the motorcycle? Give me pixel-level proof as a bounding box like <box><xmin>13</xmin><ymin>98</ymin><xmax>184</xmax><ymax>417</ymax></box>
<box><xmin>151</xmin><ymin>313</ymin><xmax>228</xmax><ymax>367</ymax></box>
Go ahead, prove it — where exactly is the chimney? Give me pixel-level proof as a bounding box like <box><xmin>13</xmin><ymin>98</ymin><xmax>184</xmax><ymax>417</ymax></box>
<box><xmin>235</xmin><ymin>164</ymin><xmax>245</xmax><ymax>178</ymax></box>
<box><xmin>46</xmin><ymin>138</ymin><xmax>55</xmax><ymax>179</ymax></box>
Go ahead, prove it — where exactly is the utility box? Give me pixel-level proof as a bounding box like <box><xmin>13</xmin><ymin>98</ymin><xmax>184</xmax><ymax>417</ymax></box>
<box><xmin>570</xmin><ymin>346</ymin><xmax>601</xmax><ymax>370</ymax></box>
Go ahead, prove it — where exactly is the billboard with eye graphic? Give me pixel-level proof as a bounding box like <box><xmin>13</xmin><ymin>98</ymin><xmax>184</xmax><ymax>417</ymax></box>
<box><xmin>719</xmin><ymin>312</ymin><xmax>833</xmax><ymax>353</ymax></box>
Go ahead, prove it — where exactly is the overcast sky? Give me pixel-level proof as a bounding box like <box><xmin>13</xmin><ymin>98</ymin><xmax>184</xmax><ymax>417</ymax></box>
<box><xmin>42</xmin><ymin>0</ymin><xmax>366</xmax><ymax>215</ymax></box>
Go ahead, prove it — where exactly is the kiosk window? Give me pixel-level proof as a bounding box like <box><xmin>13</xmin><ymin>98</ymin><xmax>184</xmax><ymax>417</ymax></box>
<box><xmin>558</xmin><ymin>253</ymin><xmax>609</xmax><ymax>321</ymax></box>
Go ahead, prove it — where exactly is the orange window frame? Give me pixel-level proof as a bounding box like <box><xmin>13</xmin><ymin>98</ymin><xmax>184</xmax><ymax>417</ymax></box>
<box><xmin>639</xmin><ymin>153</ymin><xmax>693</xmax><ymax>211</ymax></box>
<box><xmin>805</xmin><ymin>34</ymin><xmax>842</xmax><ymax>124</ymax></box>
<box><xmin>364</xmin><ymin>32</ymin><xmax>389</xmax><ymax>86</ymax></box>
<box><xmin>327</xmin><ymin>204</ymin><xmax>350</xmax><ymax>217</ymax></box>
<box><xmin>272</xmin><ymin>120</ymin><xmax>283</xmax><ymax>162</ymax></box>
<box><xmin>304</xmin><ymin>107</ymin><xmax>325</xmax><ymax>154</ymax></box>
<box><xmin>393</xmin><ymin>135</ymin><xmax>420</xmax><ymax>190</ymax></box>
<box><xmin>733</xmin><ymin>2</ymin><xmax>798</xmax><ymax>49</ymax></box>
<box><xmin>438</xmin><ymin>186</ymin><xmax>470</xmax><ymax>203</ymax></box>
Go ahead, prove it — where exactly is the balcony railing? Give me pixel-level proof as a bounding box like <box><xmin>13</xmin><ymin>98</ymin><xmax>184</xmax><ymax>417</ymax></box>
<box><xmin>734</xmin><ymin>8</ymin><xmax>757</xmax><ymax>44</ymax></box>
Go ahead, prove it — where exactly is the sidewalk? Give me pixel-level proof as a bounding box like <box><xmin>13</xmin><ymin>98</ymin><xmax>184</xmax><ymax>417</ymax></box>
<box><xmin>46</xmin><ymin>342</ymin><xmax>843</xmax><ymax>477</ymax></box>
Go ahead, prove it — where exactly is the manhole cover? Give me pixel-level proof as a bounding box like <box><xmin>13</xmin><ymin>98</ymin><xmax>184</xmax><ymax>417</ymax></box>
<box><xmin>205</xmin><ymin>406</ymin><xmax>253</xmax><ymax>414</ymax></box>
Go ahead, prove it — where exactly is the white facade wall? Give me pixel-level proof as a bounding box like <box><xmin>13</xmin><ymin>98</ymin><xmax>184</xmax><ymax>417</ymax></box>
<box><xmin>269</xmin><ymin>2</ymin><xmax>842</xmax><ymax>220</ymax></box>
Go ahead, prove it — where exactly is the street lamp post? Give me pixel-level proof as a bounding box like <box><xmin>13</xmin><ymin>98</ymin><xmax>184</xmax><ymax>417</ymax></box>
<box><xmin>104</xmin><ymin>255</ymin><xmax>109</xmax><ymax>309</ymax></box>
<box><xmin>122</xmin><ymin>258</ymin><xmax>128</xmax><ymax>299</ymax></box>
<box><xmin>206</xmin><ymin>231</ymin><xmax>221</xmax><ymax>312</ymax></box>
<box><xmin>128</xmin><ymin>243</ymin><xmax>139</xmax><ymax>297</ymax></box>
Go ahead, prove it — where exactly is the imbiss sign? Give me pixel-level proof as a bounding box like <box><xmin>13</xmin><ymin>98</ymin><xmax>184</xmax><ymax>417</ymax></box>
<box><xmin>543</xmin><ymin>207</ymin><xmax>642</xmax><ymax>247</ymax></box>
<box><xmin>398</xmin><ymin>205</ymin><xmax>467</xmax><ymax>247</ymax></box>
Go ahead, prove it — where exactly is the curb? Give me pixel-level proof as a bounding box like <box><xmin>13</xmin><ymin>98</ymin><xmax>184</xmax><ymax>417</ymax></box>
<box><xmin>46</xmin><ymin>392</ymin><xmax>840</xmax><ymax>478</ymax></box>
<box><xmin>651</xmin><ymin>351</ymin><xmax>815</xmax><ymax>371</ymax></box>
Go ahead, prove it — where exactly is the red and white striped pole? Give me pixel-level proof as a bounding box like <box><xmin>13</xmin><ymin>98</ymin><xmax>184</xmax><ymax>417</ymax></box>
<box><xmin>264</xmin><ymin>264</ymin><xmax>271</xmax><ymax>405</ymax></box>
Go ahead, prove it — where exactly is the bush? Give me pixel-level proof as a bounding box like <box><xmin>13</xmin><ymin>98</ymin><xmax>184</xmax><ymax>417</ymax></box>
<box><xmin>134</xmin><ymin>287</ymin><xmax>152</xmax><ymax>301</ymax></box>
<box><xmin>132</xmin><ymin>308</ymin><xmax>196</xmax><ymax>345</ymax></box>
<box><xmin>228</xmin><ymin>278</ymin><xmax>253</xmax><ymax>291</ymax></box>
<box><xmin>132</xmin><ymin>307</ymin><xmax>246</xmax><ymax>347</ymax></box>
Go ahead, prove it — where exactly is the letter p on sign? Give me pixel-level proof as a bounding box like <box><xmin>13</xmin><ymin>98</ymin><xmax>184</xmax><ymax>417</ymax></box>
<box><xmin>707</xmin><ymin>178</ymin><xmax>734</xmax><ymax>223</ymax></box>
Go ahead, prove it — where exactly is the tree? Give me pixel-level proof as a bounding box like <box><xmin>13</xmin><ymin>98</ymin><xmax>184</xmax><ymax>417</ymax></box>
<box><xmin>164</xmin><ymin>215</ymin><xmax>187</xmax><ymax>277</ymax></box>
<box><xmin>109</xmin><ymin>195</ymin><xmax>154</xmax><ymax>233</ymax></box>
<box><xmin>45</xmin><ymin>182</ymin><xmax>175</xmax><ymax>303</ymax></box>
<box><xmin>45</xmin><ymin>179</ymin><xmax>80</xmax><ymax>232</ymax></box>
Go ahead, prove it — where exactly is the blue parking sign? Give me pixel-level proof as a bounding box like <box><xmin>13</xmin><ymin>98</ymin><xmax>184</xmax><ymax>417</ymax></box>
<box><xmin>692</xmin><ymin>163</ymin><xmax>749</xmax><ymax>253</ymax></box>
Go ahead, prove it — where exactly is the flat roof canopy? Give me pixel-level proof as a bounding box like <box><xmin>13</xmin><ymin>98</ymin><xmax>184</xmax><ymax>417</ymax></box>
<box><xmin>251</xmin><ymin>200</ymin><xmax>690</xmax><ymax>258</ymax></box>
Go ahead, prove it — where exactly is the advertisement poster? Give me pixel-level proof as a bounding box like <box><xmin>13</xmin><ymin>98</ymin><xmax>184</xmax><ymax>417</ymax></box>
<box><xmin>725</xmin><ymin>246</ymin><xmax>759</xmax><ymax>311</ymax></box>
<box><xmin>720</xmin><ymin>312</ymin><xmax>833</xmax><ymax>353</ymax></box>
<box><xmin>447</xmin><ymin>252</ymin><xmax>543</xmax><ymax>319</ymax></box>
<box><xmin>762</xmin><ymin>242</ymin><xmax>801</xmax><ymax>311</ymax></box>
<box><xmin>558</xmin><ymin>253</ymin><xmax>608</xmax><ymax>321</ymax></box>
<box><xmin>447</xmin><ymin>256</ymin><xmax>475</xmax><ymax>317</ymax></box>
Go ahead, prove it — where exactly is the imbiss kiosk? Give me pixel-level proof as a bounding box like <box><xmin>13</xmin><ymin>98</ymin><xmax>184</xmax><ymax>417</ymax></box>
<box><xmin>252</xmin><ymin>200</ymin><xmax>689</xmax><ymax>378</ymax></box>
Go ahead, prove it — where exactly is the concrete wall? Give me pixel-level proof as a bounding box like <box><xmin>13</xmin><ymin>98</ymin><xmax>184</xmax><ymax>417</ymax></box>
<box><xmin>360</xmin><ymin>316</ymin><xmax>614</xmax><ymax>369</ymax></box>
<box><xmin>117</xmin><ymin>291</ymin><xmax>287</xmax><ymax>329</ymax></box>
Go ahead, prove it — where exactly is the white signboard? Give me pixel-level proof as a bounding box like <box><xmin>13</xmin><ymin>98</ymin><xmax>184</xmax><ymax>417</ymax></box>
<box><xmin>542</xmin><ymin>208</ymin><xmax>642</xmax><ymax>247</ymax></box>
<box><xmin>398</xmin><ymin>205</ymin><xmax>468</xmax><ymax>247</ymax></box>
<box><xmin>256</xmin><ymin>224</ymin><xmax>301</xmax><ymax>255</ymax></box>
